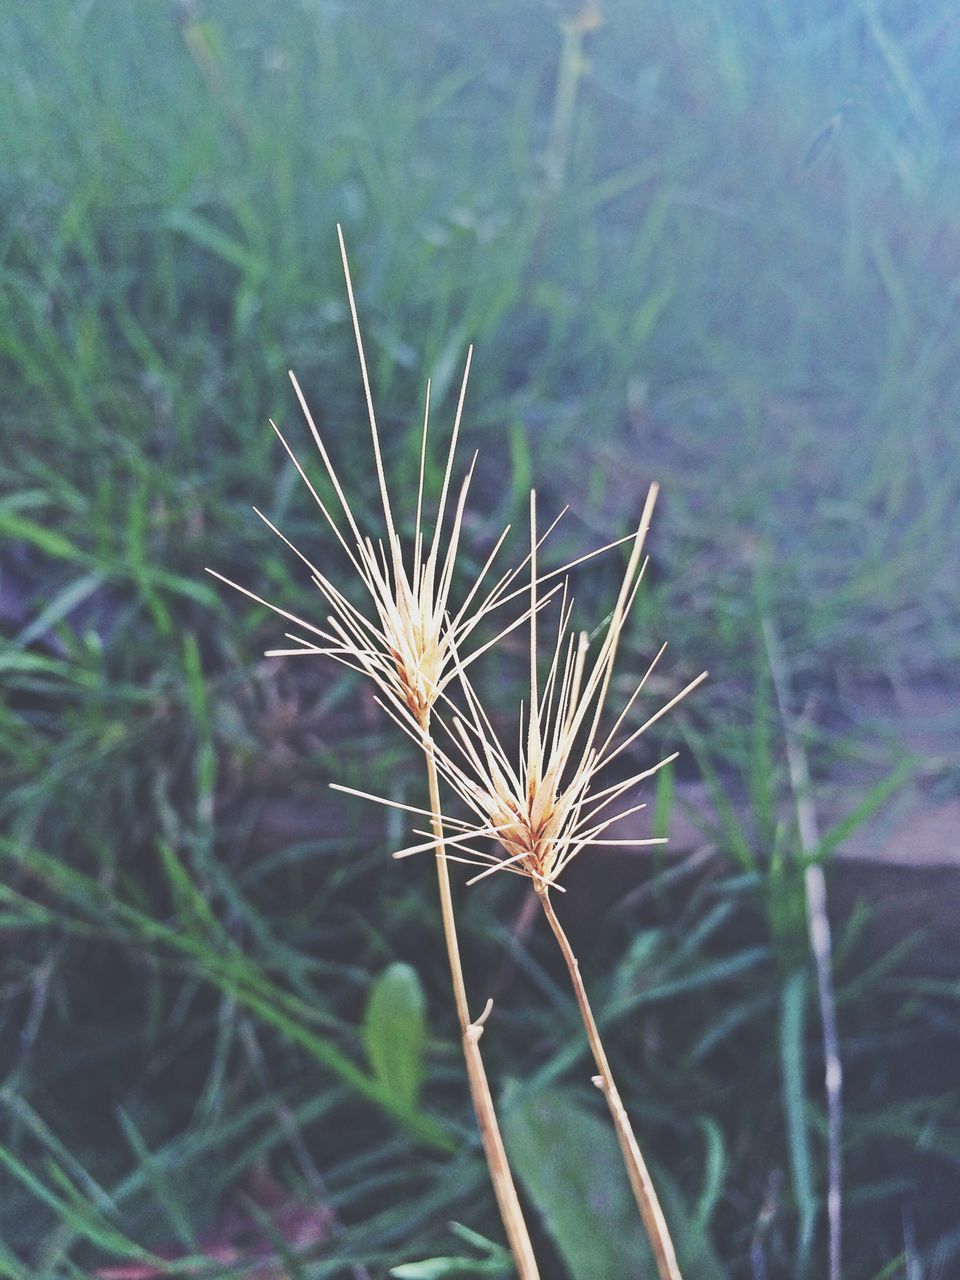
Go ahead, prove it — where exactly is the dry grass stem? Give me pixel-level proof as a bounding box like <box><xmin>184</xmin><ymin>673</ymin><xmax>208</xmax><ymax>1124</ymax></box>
<box><xmin>208</xmin><ymin>227</ymin><xmax>540</xmax><ymax>1278</ymax></box>
<box><xmin>208</xmin><ymin>228</ymin><xmax>705</xmax><ymax>1276</ymax></box>
<box><xmin>423</xmin><ymin>740</ymin><xmax>540</xmax><ymax>1280</ymax></box>
<box><xmin>356</xmin><ymin>487</ymin><xmax>704</xmax><ymax>1277</ymax></box>
<box><xmin>538</xmin><ymin>885</ymin><xmax>682</xmax><ymax>1280</ymax></box>
<box><xmin>763</xmin><ymin>616</ymin><xmax>842</xmax><ymax>1280</ymax></box>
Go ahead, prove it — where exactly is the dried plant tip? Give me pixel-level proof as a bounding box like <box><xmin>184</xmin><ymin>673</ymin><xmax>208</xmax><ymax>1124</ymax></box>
<box><xmin>210</xmin><ymin>234</ymin><xmax>656</xmax><ymax>738</ymax></box>
<box><xmin>414</xmin><ymin>486</ymin><xmax>705</xmax><ymax>889</ymax></box>
<box><xmin>209</xmin><ymin>234</ymin><xmax>518</xmax><ymax>735</ymax></box>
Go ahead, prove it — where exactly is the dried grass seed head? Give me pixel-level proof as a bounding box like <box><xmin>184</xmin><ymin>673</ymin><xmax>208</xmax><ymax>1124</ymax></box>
<box><xmin>207</xmin><ymin>226</ymin><xmax>544</xmax><ymax>734</ymax></box>
<box><xmin>398</xmin><ymin>486</ymin><xmax>709</xmax><ymax>889</ymax></box>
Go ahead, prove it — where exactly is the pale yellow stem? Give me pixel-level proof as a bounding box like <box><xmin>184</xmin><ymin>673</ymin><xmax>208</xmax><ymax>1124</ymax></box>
<box><xmin>536</xmin><ymin>885</ymin><xmax>682</xmax><ymax>1280</ymax></box>
<box><xmin>423</xmin><ymin>737</ymin><xmax>541</xmax><ymax>1280</ymax></box>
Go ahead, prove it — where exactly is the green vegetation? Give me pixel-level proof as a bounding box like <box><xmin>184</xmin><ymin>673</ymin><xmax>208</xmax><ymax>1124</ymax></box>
<box><xmin>2</xmin><ymin>1</ymin><xmax>958</xmax><ymax>1276</ymax></box>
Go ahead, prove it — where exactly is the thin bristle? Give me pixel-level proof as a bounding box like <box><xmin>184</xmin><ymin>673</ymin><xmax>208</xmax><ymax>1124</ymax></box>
<box><xmin>286</xmin><ymin>377</ymin><xmax>365</xmax><ymax>552</ymax></box>
<box><xmin>428</xmin><ymin>347</ymin><xmax>473</xmax><ymax>578</ymax></box>
<box><xmin>205</xmin><ymin>568</ymin><xmax>328</xmax><ymax>642</ymax></box>
<box><xmin>265</xmin><ymin>419</ymin><xmax>360</xmax><ymax>575</ymax></box>
<box><xmin>336</xmin><ymin>224</ymin><xmax>397</xmax><ymax>547</ymax></box>
<box><xmin>602</xmin><ymin>670</ymin><xmax>709</xmax><ymax>770</ymax></box>
<box><xmin>413</xmin><ymin>378</ymin><xmax>431</xmax><ymax>588</ymax></box>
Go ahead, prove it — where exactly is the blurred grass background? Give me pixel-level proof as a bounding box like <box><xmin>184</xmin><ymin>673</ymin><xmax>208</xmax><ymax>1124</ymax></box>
<box><xmin>1</xmin><ymin>1</ymin><xmax>958</xmax><ymax>1276</ymax></box>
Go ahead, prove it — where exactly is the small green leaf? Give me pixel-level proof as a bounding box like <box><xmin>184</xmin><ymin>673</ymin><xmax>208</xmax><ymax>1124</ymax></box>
<box><xmin>390</xmin><ymin>1222</ymin><xmax>510</xmax><ymax>1277</ymax></box>
<box><xmin>391</xmin><ymin>1264</ymin><xmax>456</xmax><ymax>1279</ymax></box>
<box><xmin>13</xmin><ymin>571</ymin><xmax>103</xmax><ymax>648</ymax></box>
<box><xmin>364</xmin><ymin>963</ymin><xmax>427</xmax><ymax>1112</ymax></box>
<box><xmin>652</xmin><ymin>759</ymin><xmax>674</xmax><ymax>841</ymax></box>
<box><xmin>0</xmin><ymin>512</ymin><xmax>85</xmax><ymax>563</ymax></box>
<box><xmin>503</xmin><ymin>1086</ymin><xmax>727</xmax><ymax>1279</ymax></box>
<box><xmin>447</xmin><ymin>1222</ymin><xmax>509</xmax><ymax>1254</ymax></box>
<box><xmin>502</xmin><ymin>1085</ymin><xmax>651</xmax><ymax>1280</ymax></box>
<box><xmin>812</xmin><ymin>760</ymin><xmax>911</xmax><ymax>864</ymax></box>
<box><xmin>692</xmin><ymin>1117</ymin><xmax>726</xmax><ymax>1233</ymax></box>
<box><xmin>780</xmin><ymin>969</ymin><xmax>816</xmax><ymax>1271</ymax></box>
<box><xmin>390</xmin><ymin>1258</ymin><xmax>505</xmax><ymax>1278</ymax></box>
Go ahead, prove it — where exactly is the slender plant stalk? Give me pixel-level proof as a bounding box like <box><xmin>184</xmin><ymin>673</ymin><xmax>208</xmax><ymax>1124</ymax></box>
<box><xmin>390</xmin><ymin>487</ymin><xmax>703</xmax><ymax>1277</ymax></box>
<box><xmin>424</xmin><ymin>736</ymin><xmax>541</xmax><ymax>1280</ymax></box>
<box><xmin>762</xmin><ymin>616</ymin><xmax>842</xmax><ymax>1280</ymax></box>
<box><xmin>536</xmin><ymin>884</ymin><xmax>682</xmax><ymax>1280</ymax></box>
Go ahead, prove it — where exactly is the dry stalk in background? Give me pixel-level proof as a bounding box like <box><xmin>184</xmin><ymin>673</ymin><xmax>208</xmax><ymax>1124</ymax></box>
<box><xmin>358</xmin><ymin>488</ymin><xmax>705</xmax><ymax>1280</ymax></box>
<box><xmin>536</xmin><ymin>884</ymin><xmax>679</xmax><ymax>1280</ymax></box>
<box><xmin>208</xmin><ymin>227</ymin><xmax>541</xmax><ymax>1278</ymax></box>
<box><xmin>762</xmin><ymin>616</ymin><xmax>842</xmax><ymax>1280</ymax></box>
